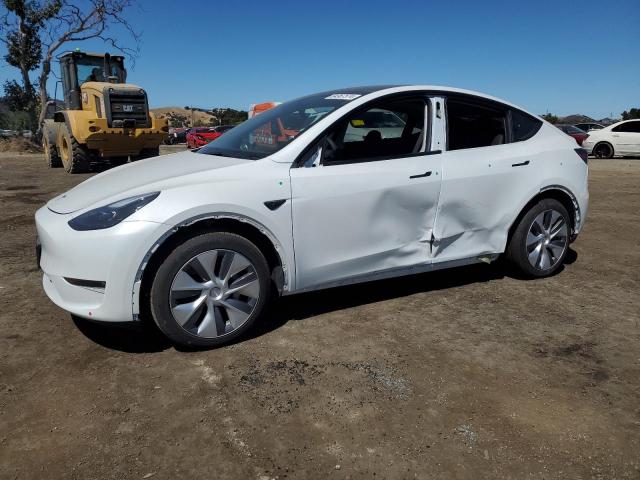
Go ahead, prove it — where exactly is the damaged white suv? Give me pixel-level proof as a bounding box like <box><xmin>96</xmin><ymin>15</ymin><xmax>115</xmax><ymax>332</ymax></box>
<box><xmin>36</xmin><ymin>86</ymin><xmax>589</xmax><ymax>347</ymax></box>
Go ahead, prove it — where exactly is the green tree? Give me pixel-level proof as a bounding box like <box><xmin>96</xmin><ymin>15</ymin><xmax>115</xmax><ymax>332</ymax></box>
<box><xmin>621</xmin><ymin>108</ymin><xmax>640</xmax><ymax>120</ymax></box>
<box><xmin>541</xmin><ymin>113</ymin><xmax>558</xmax><ymax>124</ymax></box>
<box><xmin>0</xmin><ymin>0</ymin><xmax>60</xmax><ymax>130</ymax></box>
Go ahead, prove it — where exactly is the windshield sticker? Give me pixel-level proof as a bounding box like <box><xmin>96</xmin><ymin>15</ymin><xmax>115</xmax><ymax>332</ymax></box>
<box><xmin>325</xmin><ymin>93</ymin><xmax>361</xmax><ymax>101</ymax></box>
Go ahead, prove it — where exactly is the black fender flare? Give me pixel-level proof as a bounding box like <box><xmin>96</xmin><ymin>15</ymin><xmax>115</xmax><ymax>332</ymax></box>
<box><xmin>130</xmin><ymin>212</ymin><xmax>289</xmax><ymax>319</ymax></box>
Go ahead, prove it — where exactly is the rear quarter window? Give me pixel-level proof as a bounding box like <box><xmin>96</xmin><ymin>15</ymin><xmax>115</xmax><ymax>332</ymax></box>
<box><xmin>511</xmin><ymin>109</ymin><xmax>542</xmax><ymax>142</ymax></box>
<box><xmin>613</xmin><ymin>121</ymin><xmax>640</xmax><ymax>133</ymax></box>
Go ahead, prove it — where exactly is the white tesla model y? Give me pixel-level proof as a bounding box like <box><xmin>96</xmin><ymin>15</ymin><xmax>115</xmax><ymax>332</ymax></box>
<box><xmin>36</xmin><ymin>86</ymin><xmax>589</xmax><ymax>347</ymax></box>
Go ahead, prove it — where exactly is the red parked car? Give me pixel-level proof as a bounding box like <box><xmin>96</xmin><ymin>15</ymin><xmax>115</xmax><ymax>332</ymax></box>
<box><xmin>186</xmin><ymin>125</ymin><xmax>235</xmax><ymax>149</ymax></box>
<box><xmin>556</xmin><ymin>124</ymin><xmax>588</xmax><ymax>146</ymax></box>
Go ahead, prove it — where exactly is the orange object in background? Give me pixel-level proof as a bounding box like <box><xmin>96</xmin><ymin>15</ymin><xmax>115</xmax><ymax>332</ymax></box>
<box><xmin>248</xmin><ymin>101</ymin><xmax>281</xmax><ymax>119</ymax></box>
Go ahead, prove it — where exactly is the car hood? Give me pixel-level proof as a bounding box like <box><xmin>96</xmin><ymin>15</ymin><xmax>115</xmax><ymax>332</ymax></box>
<box><xmin>47</xmin><ymin>150</ymin><xmax>248</xmax><ymax>214</ymax></box>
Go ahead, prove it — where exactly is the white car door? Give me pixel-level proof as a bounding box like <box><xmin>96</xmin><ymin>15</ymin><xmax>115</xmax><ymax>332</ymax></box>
<box><xmin>610</xmin><ymin>121</ymin><xmax>640</xmax><ymax>155</ymax></box>
<box><xmin>289</xmin><ymin>95</ymin><xmax>442</xmax><ymax>291</ymax></box>
<box><xmin>432</xmin><ymin>97</ymin><xmax>542</xmax><ymax>263</ymax></box>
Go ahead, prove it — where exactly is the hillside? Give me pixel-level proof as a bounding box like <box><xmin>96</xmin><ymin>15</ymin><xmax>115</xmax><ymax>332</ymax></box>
<box><xmin>557</xmin><ymin>114</ymin><xmax>618</xmax><ymax>125</ymax></box>
<box><xmin>151</xmin><ymin>107</ymin><xmax>216</xmax><ymax>127</ymax></box>
<box><xmin>151</xmin><ymin>106</ymin><xmax>248</xmax><ymax>127</ymax></box>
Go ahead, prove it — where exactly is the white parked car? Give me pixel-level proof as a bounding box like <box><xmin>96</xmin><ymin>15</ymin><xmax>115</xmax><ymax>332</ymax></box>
<box><xmin>36</xmin><ymin>86</ymin><xmax>590</xmax><ymax>347</ymax></box>
<box><xmin>582</xmin><ymin>119</ymin><xmax>640</xmax><ymax>158</ymax></box>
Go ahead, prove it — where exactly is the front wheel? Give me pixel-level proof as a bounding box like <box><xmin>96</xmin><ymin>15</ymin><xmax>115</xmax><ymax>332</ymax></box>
<box><xmin>506</xmin><ymin>199</ymin><xmax>570</xmax><ymax>278</ymax></box>
<box><xmin>57</xmin><ymin>124</ymin><xmax>93</xmax><ymax>173</ymax></box>
<box><xmin>150</xmin><ymin>232</ymin><xmax>272</xmax><ymax>348</ymax></box>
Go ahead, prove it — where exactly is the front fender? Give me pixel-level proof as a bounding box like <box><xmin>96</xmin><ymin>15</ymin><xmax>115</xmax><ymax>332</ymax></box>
<box><xmin>131</xmin><ymin>207</ymin><xmax>296</xmax><ymax>318</ymax></box>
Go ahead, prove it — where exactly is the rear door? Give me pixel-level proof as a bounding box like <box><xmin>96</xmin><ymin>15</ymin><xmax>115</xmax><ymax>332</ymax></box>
<box><xmin>289</xmin><ymin>94</ymin><xmax>443</xmax><ymax>290</ymax></box>
<box><xmin>432</xmin><ymin>97</ymin><xmax>543</xmax><ymax>262</ymax></box>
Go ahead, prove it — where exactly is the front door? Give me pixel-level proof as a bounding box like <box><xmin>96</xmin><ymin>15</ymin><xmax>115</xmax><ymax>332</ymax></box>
<box><xmin>289</xmin><ymin>95</ymin><xmax>442</xmax><ymax>290</ymax></box>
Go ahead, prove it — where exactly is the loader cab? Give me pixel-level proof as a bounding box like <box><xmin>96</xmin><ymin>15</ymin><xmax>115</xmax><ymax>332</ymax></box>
<box><xmin>59</xmin><ymin>51</ymin><xmax>127</xmax><ymax>110</ymax></box>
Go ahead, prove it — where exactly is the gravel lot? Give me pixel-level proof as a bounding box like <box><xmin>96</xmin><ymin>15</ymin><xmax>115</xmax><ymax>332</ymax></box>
<box><xmin>1</xmin><ymin>147</ymin><xmax>639</xmax><ymax>479</ymax></box>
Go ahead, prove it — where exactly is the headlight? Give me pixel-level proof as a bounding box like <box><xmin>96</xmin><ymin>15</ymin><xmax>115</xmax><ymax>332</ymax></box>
<box><xmin>68</xmin><ymin>192</ymin><xmax>160</xmax><ymax>231</ymax></box>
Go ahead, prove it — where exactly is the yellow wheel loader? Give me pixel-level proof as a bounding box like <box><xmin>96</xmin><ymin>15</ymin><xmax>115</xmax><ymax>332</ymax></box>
<box><xmin>42</xmin><ymin>51</ymin><xmax>168</xmax><ymax>173</ymax></box>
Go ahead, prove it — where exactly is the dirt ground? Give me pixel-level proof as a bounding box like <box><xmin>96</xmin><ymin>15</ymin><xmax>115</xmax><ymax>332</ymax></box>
<box><xmin>1</xmin><ymin>147</ymin><xmax>639</xmax><ymax>480</ymax></box>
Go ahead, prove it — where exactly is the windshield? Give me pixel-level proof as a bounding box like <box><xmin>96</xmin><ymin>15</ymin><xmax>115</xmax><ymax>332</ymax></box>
<box><xmin>76</xmin><ymin>57</ymin><xmax>125</xmax><ymax>84</ymax></box>
<box><xmin>198</xmin><ymin>92</ymin><xmax>359</xmax><ymax>159</ymax></box>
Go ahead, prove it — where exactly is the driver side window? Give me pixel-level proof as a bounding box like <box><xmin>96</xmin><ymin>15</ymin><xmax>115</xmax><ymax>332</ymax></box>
<box><xmin>318</xmin><ymin>97</ymin><xmax>428</xmax><ymax>166</ymax></box>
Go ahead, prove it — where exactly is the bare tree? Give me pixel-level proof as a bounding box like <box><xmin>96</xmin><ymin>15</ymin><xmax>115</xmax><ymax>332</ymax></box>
<box><xmin>37</xmin><ymin>0</ymin><xmax>140</xmax><ymax>124</ymax></box>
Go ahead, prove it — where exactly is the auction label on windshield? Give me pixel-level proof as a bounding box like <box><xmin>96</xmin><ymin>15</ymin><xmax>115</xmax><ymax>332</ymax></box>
<box><xmin>325</xmin><ymin>93</ymin><xmax>361</xmax><ymax>100</ymax></box>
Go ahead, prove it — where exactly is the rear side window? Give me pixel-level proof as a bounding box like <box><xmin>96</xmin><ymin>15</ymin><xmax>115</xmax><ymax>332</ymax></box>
<box><xmin>447</xmin><ymin>99</ymin><xmax>507</xmax><ymax>150</ymax></box>
<box><xmin>613</xmin><ymin>121</ymin><xmax>640</xmax><ymax>133</ymax></box>
<box><xmin>511</xmin><ymin>109</ymin><xmax>542</xmax><ymax>141</ymax></box>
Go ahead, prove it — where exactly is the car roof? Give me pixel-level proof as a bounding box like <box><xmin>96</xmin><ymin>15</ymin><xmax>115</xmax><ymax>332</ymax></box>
<box><xmin>318</xmin><ymin>85</ymin><xmax>542</xmax><ymax>120</ymax></box>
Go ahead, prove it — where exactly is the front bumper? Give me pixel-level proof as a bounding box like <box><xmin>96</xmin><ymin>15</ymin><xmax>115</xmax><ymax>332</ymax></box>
<box><xmin>35</xmin><ymin>205</ymin><xmax>167</xmax><ymax>322</ymax></box>
<box><xmin>79</xmin><ymin>116</ymin><xmax>168</xmax><ymax>156</ymax></box>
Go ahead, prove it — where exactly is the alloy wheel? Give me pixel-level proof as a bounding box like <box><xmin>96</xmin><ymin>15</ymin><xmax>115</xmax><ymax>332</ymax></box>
<box><xmin>169</xmin><ymin>249</ymin><xmax>260</xmax><ymax>338</ymax></box>
<box><xmin>526</xmin><ymin>209</ymin><xmax>568</xmax><ymax>271</ymax></box>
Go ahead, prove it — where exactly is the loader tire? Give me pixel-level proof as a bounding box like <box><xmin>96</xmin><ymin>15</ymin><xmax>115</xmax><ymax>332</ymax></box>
<box><xmin>58</xmin><ymin>124</ymin><xmax>93</xmax><ymax>174</ymax></box>
<box><xmin>43</xmin><ymin>133</ymin><xmax>62</xmax><ymax>168</ymax></box>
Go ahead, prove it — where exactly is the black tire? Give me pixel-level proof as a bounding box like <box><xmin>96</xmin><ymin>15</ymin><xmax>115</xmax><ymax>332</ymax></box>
<box><xmin>593</xmin><ymin>142</ymin><xmax>614</xmax><ymax>159</ymax></box>
<box><xmin>150</xmin><ymin>232</ymin><xmax>272</xmax><ymax>348</ymax></box>
<box><xmin>506</xmin><ymin>198</ymin><xmax>570</xmax><ymax>278</ymax></box>
<box><xmin>43</xmin><ymin>134</ymin><xmax>62</xmax><ymax>168</ymax></box>
<box><xmin>58</xmin><ymin>124</ymin><xmax>93</xmax><ymax>173</ymax></box>
<box><xmin>131</xmin><ymin>146</ymin><xmax>160</xmax><ymax>161</ymax></box>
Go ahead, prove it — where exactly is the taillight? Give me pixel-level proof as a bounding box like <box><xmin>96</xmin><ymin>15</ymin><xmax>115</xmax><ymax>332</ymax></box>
<box><xmin>574</xmin><ymin>147</ymin><xmax>588</xmax><ymax>164</ymax></box>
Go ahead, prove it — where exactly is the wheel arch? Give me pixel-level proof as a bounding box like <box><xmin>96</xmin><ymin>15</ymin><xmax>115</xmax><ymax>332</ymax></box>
<box><xmin>508</xmin><ymin>186</ymin><xmax>581</xmax><ymax>243</ymax></box>
<box><xmin>134</xmin><ymin>213</ymin><xmax>288</xmax><ymax>321</ymax></box>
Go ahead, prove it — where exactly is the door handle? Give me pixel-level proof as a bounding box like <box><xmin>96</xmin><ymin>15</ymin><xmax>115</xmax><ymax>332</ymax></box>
<box><xmin>409</xmin><ymin>171</ymin><xmax>432</xmax><ymax>179</ymax></box>
<box><xmin>512</xmin><ymin>160</ymin><xmax>530</xmax><ymax>167</ymax></box>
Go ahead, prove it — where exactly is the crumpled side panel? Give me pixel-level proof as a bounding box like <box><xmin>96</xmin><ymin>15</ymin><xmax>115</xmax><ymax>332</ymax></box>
<box><xmin>432</xmin><ymin>144</ymin><xmax>542</xmax><ymax>263</ymax></box>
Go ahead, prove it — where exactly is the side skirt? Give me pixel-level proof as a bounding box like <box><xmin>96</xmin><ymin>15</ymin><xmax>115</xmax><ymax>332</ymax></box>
<box><xmin>284</xmin><ymin>254</ymin><xmax>499</xmax><ymax>296</ymax></box>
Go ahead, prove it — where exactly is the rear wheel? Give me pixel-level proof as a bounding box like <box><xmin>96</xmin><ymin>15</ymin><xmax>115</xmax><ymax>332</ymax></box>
<box><xmin>57</xmin><ymin>124</ymin><xmax>93</xmax><ymax>173</ymax></box>
<box><xmin>150</xmin><ymin>232</ymin><xmax>272</xmax><ymax>348</ymax></box>
<box><xmin>593</xmin><ymin>142</ymin><xmax>614</xmax><ymax>159</ymax></box>
<box><xmin>43</xmin><ymin>133</ymin><xmax>62</xmax><ymax>168</ymax></box>
<box><xmin>506</xmin><ymin>199</ymin><xmax>570</xmax><ymax>278</ymax></box>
